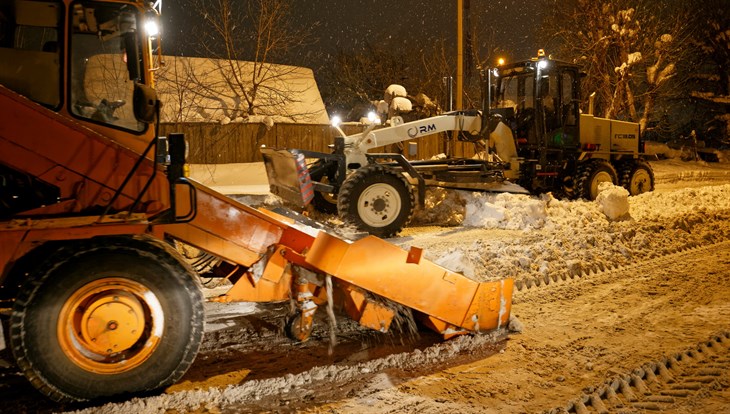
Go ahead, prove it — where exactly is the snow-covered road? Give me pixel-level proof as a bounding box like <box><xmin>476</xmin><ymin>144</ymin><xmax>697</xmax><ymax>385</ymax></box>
<box><xmin>2</xmin><ymin>159</ymin><xmax>730</xmax><ymax>413</ymax></box>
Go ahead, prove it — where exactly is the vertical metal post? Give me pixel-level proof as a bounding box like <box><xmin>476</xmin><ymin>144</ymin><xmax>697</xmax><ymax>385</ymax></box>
<box><xmin>450</xmin><ymin>1</ymin><xmax>465</xmax><ymax>157</ymax></box>
<box><xmin>444</xmin><ymin>76</ymin><xmax>454</xmax><ymax>111</ymax></box>
<box><xmin>456</xmin><ymin>0</ymin><xmax>463</xmax><ymax>111</ymax></box>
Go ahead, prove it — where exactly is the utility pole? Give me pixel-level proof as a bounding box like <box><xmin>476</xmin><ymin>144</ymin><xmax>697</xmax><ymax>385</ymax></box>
<box><xmin>449</xmin><ymin>0</ymin><xmax>464</xmax><ymax>157</ymax></box>
<box><xmin>456</xmin><ymin>0</ymin><xmax>463</xmax><ymax>111</ymax></box>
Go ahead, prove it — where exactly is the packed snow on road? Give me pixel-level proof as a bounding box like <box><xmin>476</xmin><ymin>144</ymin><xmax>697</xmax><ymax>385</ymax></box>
<box><xmin>2</xmin><ymin>158</ymin><xmax>730</xmax><ymax>413</ymax></box>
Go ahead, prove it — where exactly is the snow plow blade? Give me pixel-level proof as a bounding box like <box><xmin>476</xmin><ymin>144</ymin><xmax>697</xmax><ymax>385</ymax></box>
<box><xmin>305</xmin><ymin>231</ymin><xmax>513</xmax><ymax>336</ymax></box>
<box><xmin>203</xmin><ymin>194</ymin><xmax>513</xmax><ymax>338</ymax></box>
<box><xmin>261</xmin><ymin>147</ymin><xmax>314</xmax><ymax>208</ymax></box>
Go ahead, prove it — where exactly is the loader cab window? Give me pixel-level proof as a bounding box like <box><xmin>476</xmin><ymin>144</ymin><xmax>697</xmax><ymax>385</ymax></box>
<box><xmin>496</xmin><ymin>67</ymin><xmax>536</xmax><ymax>142</ymax></box>
<box><xmin>0</xmin><ymin>1</ymin><xmax>61</xmax><ymax>107</ymax></box>
<box><xmin>561</xmin><ymin>70</ymin><xmax>578</xmax><ymax>126</ymax></box>
<box><xmin>69</xmin><ymin>2</ymin><xmax>144</xmax><ymax>132</ymax></box>
<box><xmin>539</xmin><ymin>73</ymin><xmax>560</xmax><ymax>132</ymax></box>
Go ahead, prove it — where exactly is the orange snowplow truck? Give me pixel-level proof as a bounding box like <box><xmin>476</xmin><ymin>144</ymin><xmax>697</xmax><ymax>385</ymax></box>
<box><xmin>0</xmin><ymin>0</ymin><xmax>512</xmax><ymax>403</ymax></box>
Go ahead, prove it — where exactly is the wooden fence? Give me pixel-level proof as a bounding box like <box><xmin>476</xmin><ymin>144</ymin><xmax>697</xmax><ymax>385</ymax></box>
<box><xmin>160</xmin><ymin>122</ymin><xmax>480</xmax><ymax>164</ymax></box>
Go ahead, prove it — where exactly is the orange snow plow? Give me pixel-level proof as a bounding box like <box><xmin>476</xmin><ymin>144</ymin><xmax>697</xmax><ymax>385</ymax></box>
<box><xmin>202</xmin><ymin>197</ymin><xmax>514</xmax><ymax>340</ymax></box>
<box><xmin>170</xmin><ymin>181</ymin><xmax>513</xmax><ymax>340</ymax></box>
<box><xmin>0</xmin><ymin>0</ymin><xmax>511</xmax><ymax>403</ymax></box>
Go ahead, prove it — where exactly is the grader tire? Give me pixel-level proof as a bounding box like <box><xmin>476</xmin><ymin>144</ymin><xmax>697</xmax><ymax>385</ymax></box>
<box><xmin>9</xmin><ymin>236</ymin><xmax>204</xmax><ymax>402</ymax></box>
<box><xmin>574</xmin><ymin>160</ymin><xmax>618</xmax><ymax>200</ymax></box>
<box><xmin>619</xmin><ymin>160</ymin><xmax>655</xmax><ymax>196</ymax></box>
<box><xmin>337</xmin><ymin>164</ymin><xmax>415</xmax><ymax>238</ymax></box>
<box><xmin>310</xmin><ymin>172</ymin><xmax>339</xmax><ymax>214</ymax></box>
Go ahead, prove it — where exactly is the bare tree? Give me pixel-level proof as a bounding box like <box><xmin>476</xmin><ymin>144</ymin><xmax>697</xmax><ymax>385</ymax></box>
<box><xmin>541</xmin><ymin>0</ymin><xmax>693</xmax><ymax>134</ymax></box>
<box><xmin>172</xmin><ymin>0</ymin><xmax>319</xmax><ymax>122</ymax></box>
<box><xmin>686</xmin><ymin>0</ymin><xmax>730</xmax><ymax>141</ymax></box>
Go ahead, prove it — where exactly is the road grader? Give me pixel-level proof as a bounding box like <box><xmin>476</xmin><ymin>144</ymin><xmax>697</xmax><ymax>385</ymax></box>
<box><xmin>262</xmin><ymin>51</ymin><xmax>655</xmax><ymax>237</ymax></box>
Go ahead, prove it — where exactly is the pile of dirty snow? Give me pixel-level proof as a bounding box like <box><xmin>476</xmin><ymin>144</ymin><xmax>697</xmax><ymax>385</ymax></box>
<box><xmin>399</xmin><ymin>184</ymin><xmax>730</xmax><ymax>285</ymax></box>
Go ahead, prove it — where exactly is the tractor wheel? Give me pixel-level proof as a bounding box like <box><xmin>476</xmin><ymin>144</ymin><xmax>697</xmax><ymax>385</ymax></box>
<box><xmin>619</xmin><ymin>160</ymin><xmax>655</xmax><ymax>196</ymax></box>
<box><xmin>574</xmin><ymin>160</ymin><xmax>618</xmax><ymax>200</ymax></box>
<box><xmin>285</xmin><ymin>313</ymin><xmax>314</xmax><ymax>342</ymax></box>
<box><xmin>311</xmin><ymin>174</ymin><xmax>339</xmax><ymax>214</ymax></box>
<box><xmin>337</xmin><ymin>164</ymin><xmax>415</xmax><ymax>238</ymax></box>
<box><xmin>9</xmin><ymin>237</ymin><xmax>204</xmax><ymax>402</ymax></box>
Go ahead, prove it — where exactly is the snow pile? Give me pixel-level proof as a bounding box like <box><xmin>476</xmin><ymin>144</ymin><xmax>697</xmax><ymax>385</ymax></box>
<box><xmin>401</xmin><ymin>184</ymin><xmax>730</xmax><ymax>285</ymax></box>
<box><xmin>391</xmin><ymin>96</ymin><xmax>413</xmax><ymax>112</ymax></box>
<box><xmin>462</xmin><ymin>192</ymin><xmax>548</xmax><ymax>230</ymax></box>
<box><xmin>383</xmin><ymin>84</ymin><xmax>407</xmax><ymax>104</ymax></box>
<box><xmin>434</xmin><ymin>249</ymin><xmax>476</xmax><ymax>278</ymax></box>
<box><xmin>595</xmin><ymin>182</ymin><xmax>630</xmax><ymax>221</ymax></box>
<box><xmin>644</xmin><ymin>141</ymin><xmax>684</xmax><ymax>159</ymax></box>
<box><xmin>416</xmin><ymin>187</ymin><xmax>628</xmax><ymax>231</ymax></box>
<box><xmin>411</xmin><ymin>188</ymin><xmax>465</xmax><ymax>226</ymax></box>
<box><xmin>67</xmin><ymin>331</ymin><xmax>506</xmax><ymax>414</ymax></box>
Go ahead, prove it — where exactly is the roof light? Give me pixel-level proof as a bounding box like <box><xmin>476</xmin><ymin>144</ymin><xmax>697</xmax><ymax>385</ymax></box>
<box><xmin>367</xmin><ymin>111</ymin><xmax>381</xmax><ymax>125</ymax></box>
<box><xmin>497</xmin><ymin>57</ymin><xmax>505</xmax><ymax>66</ymax></box>
<box><xmin>331</xmin><ymin>115</ymin><xmax>342</xmax><ymax>127</ymax></box>
<box><xmin>145</xmin><ymin>19</ymin><xmax>159</xmax><ymax>36</ymax></box>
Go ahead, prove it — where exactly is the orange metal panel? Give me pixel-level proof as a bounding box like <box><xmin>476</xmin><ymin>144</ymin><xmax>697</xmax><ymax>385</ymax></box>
<box><xmin>418</xmin><ymin>315</ymin><xmax>468</xmax><ymax>340</ymax></box>
<box><xmin>262</xmin><ymin>246</ymin><xmax>289</xmax><ymax>284</ymax></box>
<box><xmin>160</xmin><ymin>181</ymin><xmax>288</xmax><ymax>267</ymax></box>
<box><xmin>340</xmin><ymin>284</ymin><xmax>395</xmax><ymax>332</ymax></box>
<box><xmin>0</xmin><ymin>86</ymin><xmax>170</xmax><ymax>217</ymax></box>
<box><xmin>2</xmin><ymin>215</ymin><xmax>149</xmax><ymax>242</ymax></box>
<box><xmin>213</xmin><ymin>270</ymin><xmax>292</xmax><ymax>303</ymax></box>
<box><xmin>305</xmin><ymin>232</ymin><xmax>512</xmax><ymax>333</ymax></box>
<box><xmin>213</xmin><ymin>245</ymin><xmax>293</xmax><ymax>303</ymax></box>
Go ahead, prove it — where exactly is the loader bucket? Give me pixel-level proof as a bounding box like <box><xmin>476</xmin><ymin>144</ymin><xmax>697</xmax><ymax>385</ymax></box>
<box><xmin>261</xmin><ymin>147</ymin><xmax>314</xmax><ymax>208</ymax></box>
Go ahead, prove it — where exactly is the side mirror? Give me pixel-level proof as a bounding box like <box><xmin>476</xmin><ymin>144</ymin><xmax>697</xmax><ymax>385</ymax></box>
<box><xmin>133</xmin><ymin>82</ymin><xmax>158</xmax><ymax>124</ymax></box>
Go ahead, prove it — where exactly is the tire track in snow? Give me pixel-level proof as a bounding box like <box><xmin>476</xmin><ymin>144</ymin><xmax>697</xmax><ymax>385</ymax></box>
<box><xmin>547</xmin><ymin>332</ymin><xmax>730</xmax><ymax>413</ymax></box>
<box><xmin>512</xmin><ymin>240</ymin><xmax>730</xmax><ymax>296</ymax></box>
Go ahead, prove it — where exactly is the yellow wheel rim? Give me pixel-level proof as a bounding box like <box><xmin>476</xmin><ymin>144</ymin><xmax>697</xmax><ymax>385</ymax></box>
<box><xmin>58</xmin><ymin>278</ymin><xmax>163</xmax><ymax>374</ymax></box>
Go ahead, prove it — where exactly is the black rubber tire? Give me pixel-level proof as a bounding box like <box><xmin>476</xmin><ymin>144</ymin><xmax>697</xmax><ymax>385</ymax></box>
<box><xmin>9</xmin><ymin>236</ymin><xmax>204</xmax><ymax>402</ymax></box>
<box><xmin>573</xmin><ymin>160</ymin><xmax>618</xmax><ymax>200</ymax></box>
<box><xmin>285</xmin><ymin>313</ymin><xmax>313</xmax><ymax>342</ymax></box>
<box><xmin>310</xmin><ymin>170</ymin><xmax>339</xmax><ymax>215</ymax></box>
<box><xmin>337</xmin><ymin>164</ymin><xmax>415</xmax><ymax>238</ymax></box>
<box><xmin>619</xmin><ymin>160</ymin><xmax>655</xmax><ymax>196</ymax></box>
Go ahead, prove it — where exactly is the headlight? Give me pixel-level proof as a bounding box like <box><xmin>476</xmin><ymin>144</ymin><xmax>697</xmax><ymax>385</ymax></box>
<box><xmin>145</xmin><ymin>20</ymin><xmax>159</xmax><ymax>36</ymax></box>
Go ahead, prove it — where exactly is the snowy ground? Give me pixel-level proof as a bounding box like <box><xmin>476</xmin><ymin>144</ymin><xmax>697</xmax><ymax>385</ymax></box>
<box><xmin>2</xmin><ymin>159</ymin><xmax>730</xmax><ymax>413</ymax></box>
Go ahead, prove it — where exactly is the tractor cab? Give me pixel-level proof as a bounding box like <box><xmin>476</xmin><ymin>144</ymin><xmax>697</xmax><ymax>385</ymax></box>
<box><xmin>491</xmin><ymin>51</ymin><xmax>582</xmax><ymax>162</ymax></box>
<box><xmin>0</xmin><ymin>0</ymin><xmax>160</xmax><ymax>154</ymax></box>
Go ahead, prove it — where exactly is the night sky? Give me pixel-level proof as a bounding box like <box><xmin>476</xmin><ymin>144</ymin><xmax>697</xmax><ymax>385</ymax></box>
<box><xmin>161</xmin><ymin>0</ymin><xmax>544</xmax><ymax>68</ymax></box>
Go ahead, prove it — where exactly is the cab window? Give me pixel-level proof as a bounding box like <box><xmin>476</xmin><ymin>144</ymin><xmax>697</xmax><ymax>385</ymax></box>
<box><xmin>69</xmin><ymin>2</ymin><xmax>144</xmax><ymax>132</ymax></box>
<box><xmin>0</xmin><ymin>1</ymin><xmax>61</xmax><ymax>107</ymax></box>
